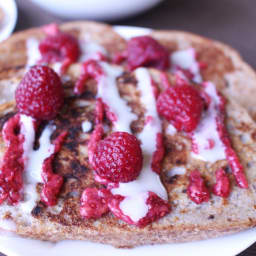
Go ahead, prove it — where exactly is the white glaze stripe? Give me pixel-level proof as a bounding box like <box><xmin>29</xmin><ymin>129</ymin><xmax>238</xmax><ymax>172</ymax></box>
<box><xmin>191</xmin><ymin>82</ymin><xmax>226</xmax><ymax>162</ymax></box>
<box><xmin>79</xmin><ymin>39</ymin><xmax>107</xmax><ymax>62</ymax></box>
<box><xmin>26</xmin><ymin>38</ymin><xmax>41</xmax><ymax>69</ymax></box>
<box><xmin>97</xmin><ymin>62</ymin><xmax>137</xmax><ymax>133</ymax></box>
<box><xmin>19</xmin><ymin>115</ymin><xmax>56</xmax><ymax>214</ymax></box>
<box><xmin>171</xmin><ymin>48</ymin><xmax>202</xmax><ymax>83</ymax></box>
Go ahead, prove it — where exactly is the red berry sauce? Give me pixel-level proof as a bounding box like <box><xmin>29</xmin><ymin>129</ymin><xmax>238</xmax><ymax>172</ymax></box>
<box><xmin>41</xmin><ymin>131</ymin><xmax>67</xmax><ymax>206</ymax></box>
<box><xmin>216</xmin><ymin>94</ymin><xmax>248</xmax><ymax>189</ymax></box>
<box><xmin>213</xmin><ymin>168</ymin><xmax>230</xmax><ymax>198</ymax></box>
<box><xmin>74</xmin><ymin>59</ymin><xmax>103</xmax><ymax>95</ymax></box>
<box><xmin>39</xmin><ymin>25</ymin><xmax>80</xmax><ymax>74</ymax></box>
<box><xmin>187</xmin><ymin>170</ymin><xmax>210</xmax><ymax>204</ymax></box>
<box><xmin>0</xmin><ymin>114</ymin><xmax>25</xmax><ymax>205</ymax></box>
<box><xmin>190</xmin><ymin>82</ymin><xmax>248</xmax><ymax>196</ymax></box>
<box><xmin>114</xmin><ymin>36</ymin><xmax>170</xmax><ymax>71</ymax></box>
<box><xmin>108</xmin><ymin>192</ymin><xmax>170</xmax><ymax>228</ymax></box>
<box><xmin>126</xmin><ymin>36</ymin><xmax>170</xmax><ymax>70</ymax></box>
<box><xmin>80</xmin><ymin>188</ymin><xmax>111</xmax><ymax>219</ymax></box>
<box><xmin>151</xmin><ymin>133</ymin><xmax>165</xmax><ymax>174</ymax></box>
<box><xmin>87</xmin><ymin>98</ymin><xmax>105</xmax><ymax>165</ymax></box>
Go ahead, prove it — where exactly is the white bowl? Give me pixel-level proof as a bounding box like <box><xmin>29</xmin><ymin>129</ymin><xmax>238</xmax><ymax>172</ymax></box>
<box><xmin>29</xmin><ymin>0</ymin><xmax>163</xmax><ymax>21</ymax></box>
<box><xmin>0</xmin><ymin>0</ymin><xmax>17</xmax><ymax>42</ymax></box>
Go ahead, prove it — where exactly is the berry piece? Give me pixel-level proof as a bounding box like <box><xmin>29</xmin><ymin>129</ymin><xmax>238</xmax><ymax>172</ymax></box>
<box><xmin>108</xmin><ymin>192</ymin><xmax>170</xmax><ymax>227</ymax></box>
<box><xmin>0</xmin><ymin>114</ymin><xmax>24</xmax><ymax>205</ymax></box>
<box><xmin>41</xmin><ymin>131</ymin><xmax>67</xmax><ymax>206</ymax></box>
<box><xmin>157</xmin><ymin>84</ymin><xmax>204</xmax><ymax>132</ymax></box>
<box><xmin>15</xmin><ymin>65</ymin><xmax>64</xmax><ymax>120</ymax></box>
<box><xmin>126</xmin><ymin>36</ymin><xmax>170</xmax><ymax>70</ymax></box>
<box><xmin>216</xmin><ymin>98</ymin><xmax>248</xmax><ymax>189</ymax></box>
<box><xmin>213</xmin><ymin>168</ymin><xmax>230</xmax><ymax>198</ymax></box>
<box><xmin>187</xmin><ymin>170</ymin><xmax>210</xmax><ymax>204</ymax></box>
<box><xmin>92</xmin><ymin>132</ymin><xmax>143</xmax><ymax>183</ymax></box>
<box><xmin>74</xmin><ymin>59</ymin><xmax>103</xmax><ymax>95</ymax></box>
<box><xmin>151</xmin><ymin>133</ymin><xmax>165</xmax><ymax>174</ymax></box>
<box><xmin>138</xmin><ymin>192</ymin><xmax>170</xmax><ymax>228</ymax></box>
<box><xmin>39</xmin><ymin>31</ymin><xmax>80</xmax><ymax>74</ymax></box>
<box><xmin>80</xmin><ymin>188</ymin><xmax>111</xmax><ymax>219</ymax></box>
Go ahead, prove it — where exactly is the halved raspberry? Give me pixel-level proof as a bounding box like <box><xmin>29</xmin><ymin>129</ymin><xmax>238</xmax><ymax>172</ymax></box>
<box><xmin>92</xmin><ymin>132</ymin><xmax>143</xmax><ymax>183</ymax></box>
<box><xmin>80</xmin><ymin>188</ymin><xmax>111</xmax><ymax>219</ymax></box>
<box><xmin>15</xmin><ymin>65</ymin><xmax>64</xmax><ymax>120</ymax></box>
<box><xmin>39</xmin><ymin>31</ymin><xmax>80</xmax><ymax>74</ymax></box>
<box><xmin>157</xmin><ymin>84</ymin><xmax>204</xmax><ymax>132</ymax></box>
<box><xmin>126</xmin><ymin>36</ymin><xmax>170</xmax><ymax>70</ymax></box>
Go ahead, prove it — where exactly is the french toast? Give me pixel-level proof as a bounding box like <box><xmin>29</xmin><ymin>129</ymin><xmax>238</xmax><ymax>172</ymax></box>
<box><xmin>0</xmin><ymin>21</ymin><xmax>256</xmax><ymax>249</ymax></box>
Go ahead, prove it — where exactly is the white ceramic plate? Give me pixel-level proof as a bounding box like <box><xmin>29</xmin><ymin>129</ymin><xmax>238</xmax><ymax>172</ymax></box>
<box><xmin>0</xmin><ymin>0</ymin><xmax>17</xmax><ymax>42</ymax></box>
<box><xmin>1</xmin><ymin>25</ymin><xmax>256</xmax><ymax>256</ymax></box>
<box><xmin>1</xmin><ymin>227</ymin><xmax>256</xmax><ymax>256</ymax></box>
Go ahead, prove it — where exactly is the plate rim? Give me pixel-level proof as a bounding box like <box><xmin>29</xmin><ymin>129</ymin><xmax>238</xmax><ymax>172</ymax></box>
<box><xmin>0</xmin><ymin>0</ymin><xmax>17</xmax><ymax>42</ymax></box>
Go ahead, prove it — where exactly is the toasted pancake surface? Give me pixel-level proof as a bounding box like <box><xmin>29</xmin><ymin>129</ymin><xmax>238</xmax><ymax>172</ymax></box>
<box><xmin>0</xmin><ymin>22</ymin><xmax>256</xmax><ymax>248</ymax></box>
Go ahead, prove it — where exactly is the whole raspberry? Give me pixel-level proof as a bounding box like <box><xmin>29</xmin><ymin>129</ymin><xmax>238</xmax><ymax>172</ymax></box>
<box><xmin>157</xmin><ymin>84</ymin><xmax>204</xmax><ymax>132</ymax></box>
<box><xmin>15</xmin><ymin>65</ymin><xmax>64</xmax><ymax>120</ymax></box>
<box><xmin>127</xmin><ymin>36</ymin><xmax>170</xmax><ymax>70</ymax></box>
<box><xmin>39</xmin><ymin>32</ymin><xmax>80</xmax><ymax>65</ymax></box>
<box><xmin>92</xmin><ymin>132</ymin><xmax>143</xmax><ymax>183</ymax></box>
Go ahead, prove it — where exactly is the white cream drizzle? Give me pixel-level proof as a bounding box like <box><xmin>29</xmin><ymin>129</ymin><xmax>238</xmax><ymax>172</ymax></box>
<box><xmin>97</xmin><ymin>62</ymin><xmax>137</xmax><ymax>133</ymax></box>
<box><xmin>51</xmin><ymin>62</ymin><xmax>62</xmax><ymax>75</ymax></box>
<box><xmin>81</xmin><ymin>121</ymin><xmax>92</xmax><ymax>133</ymax></box>
<box><xmin>171</xmin><ymin>48</ymin><xmax>202</xmax><ymax>83</ymax></box>
<box><xmin>167</xmin><ymin>166</ymin><xmax>186</xmax><ymax>177</ymax></box>
<box><xmin>166</xmin><ymin>124</ymin><xmax>177</xmax><ymax>136</ymax></box>
<box><xmin>79</xmin><ymin>40</ymin><xmax>107</xmax><ymax>62</ymax></box>
<box><xmin>191</xmin><ymin>82</ymin><xmax>226</xmax><ymax>163</ymax></box>
<box><xmin>26</xmin><ymin>38</ymin><xmax>41</xmax><ymax>69</ymax></box>
<box><xmin>19</xmin><ymin>115</ymin><xmax>56</xmax><ymax>214</ymax></box>
<box><xmin>111</xmin><ymin>68</ymin><xmax>167</xmax><ymax>222</ymax></box>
